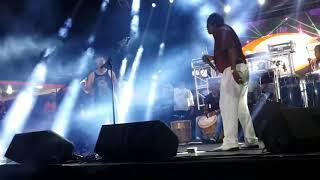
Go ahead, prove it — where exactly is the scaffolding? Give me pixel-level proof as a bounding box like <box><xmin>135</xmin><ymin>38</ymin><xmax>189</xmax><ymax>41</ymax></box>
<box><xmin>191</xmin><ymin>58</ymin><xmax>219</xmax><ymax>110</ymax></box>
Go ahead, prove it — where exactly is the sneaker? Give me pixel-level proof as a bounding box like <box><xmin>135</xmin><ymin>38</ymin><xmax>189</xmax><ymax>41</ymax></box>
<box><xmin>213</xmin><ymin>144</ymin><xmax>239</xmax><ymax>152</ymax></box>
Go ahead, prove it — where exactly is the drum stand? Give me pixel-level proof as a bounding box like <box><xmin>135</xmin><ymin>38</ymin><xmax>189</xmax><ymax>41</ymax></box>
<box><xmin>273</xmin><ymin>62</ymin><xmax>282</xmax><ymax>103</ymax></box>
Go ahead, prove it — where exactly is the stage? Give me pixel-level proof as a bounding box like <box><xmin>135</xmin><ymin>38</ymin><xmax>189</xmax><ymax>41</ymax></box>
<box><xmin>0</xmin><ymin>142</ymin><xmax>319</xmax><ymax>179</ymax></box>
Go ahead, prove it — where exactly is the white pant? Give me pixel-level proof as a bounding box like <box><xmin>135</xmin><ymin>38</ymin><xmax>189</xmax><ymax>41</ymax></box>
<box><xmin>219</xmin><ymin>64</ymin><xmax>258</xmax><ymax>147</ymax></box>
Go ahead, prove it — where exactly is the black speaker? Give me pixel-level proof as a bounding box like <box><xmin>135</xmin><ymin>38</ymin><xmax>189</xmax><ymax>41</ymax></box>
<box><xmin>94</xmin><ymin>120</ymin><xmax>179</xmax><ymax>162</ymax></box>
<box><xmin>253</xmin><ymin>101</ymin><xmax>285</xmax><ymax>139</ymax></box>
<box><xmin>5</xmin><ymin>131</ymin><xmax>74</xmax><ymax>164</ymax></box>
<box><xmin>262</xmin><ymin>107</ymin><xmax>320</xmax><ymax>153</ymax></box>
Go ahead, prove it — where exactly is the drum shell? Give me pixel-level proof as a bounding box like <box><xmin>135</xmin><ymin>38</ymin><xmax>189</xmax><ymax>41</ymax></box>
<box><xmin>197</xmin><ymin>116</ymin><xmax>217</xmax><ymax>139</ymax></box>
<box><xmin>306</xmin><ymin>74</ymin><xmax>320</xmax><ymax>107</ymax></box>
<box><xmin>279</xmin><ymin>76</ymin><xmax>304</xmax><ymax>107</ymax></box>
<box><xmin>170</xmin><ymin>120</ymin><xmax>191</xmax><ymax>144</ymax></box>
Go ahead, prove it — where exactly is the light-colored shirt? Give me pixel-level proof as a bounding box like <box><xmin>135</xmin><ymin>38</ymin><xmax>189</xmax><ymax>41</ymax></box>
<box><xmin>173</xmin><ymin>87</ymin><xmax>194</xmax><ymax>111</ymax></box>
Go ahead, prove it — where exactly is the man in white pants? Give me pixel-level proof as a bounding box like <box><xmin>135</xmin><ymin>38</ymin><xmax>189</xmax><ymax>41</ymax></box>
<box><xmin>202</xmin><ymin>13</ymin><xmax>258</xmax><ymax>151</ymax></box>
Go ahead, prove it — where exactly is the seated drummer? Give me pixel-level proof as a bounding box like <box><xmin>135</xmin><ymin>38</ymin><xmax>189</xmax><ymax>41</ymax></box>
<box><xmin>309</xmin><ymin>44</ymin><xmax>320</xmax><ymax>69</ymax></box>
<box><xmin>173</xmin><ymin>81</ymin><xmax>196</xmax><ymax>139</ymax></box>
<box><xmin>200</xmin><ymin>85</ymin><xmax>223</xmax><ymax>143</ymax></box>
<box><xmin>297</xmin><ymin>44</ymin><xmax>320</xmax><ymax>75</ymax></box>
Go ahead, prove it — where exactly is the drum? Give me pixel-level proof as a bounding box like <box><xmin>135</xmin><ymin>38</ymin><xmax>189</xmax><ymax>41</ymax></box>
<box><xmin>279</xmin><ymin>76</ymin><xmax>304</xmax><ymax>107</ymax></box>
<box><xmin>197</xmin><ymin>115</ymin><xmax>217</xmax><ymax>139</ymax></box>
<box><xmin>170</xmin><ymin>120</ymin><xmax>191</xmax><ymax>144</ymax></box>
<box><xmin>305</xmin><ymin>73</ymin><xmax>320</xmax><ymax>107</ymax></box>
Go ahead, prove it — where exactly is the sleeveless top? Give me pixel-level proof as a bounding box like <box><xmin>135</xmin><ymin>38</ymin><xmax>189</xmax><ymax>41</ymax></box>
<box><xmin>92</xmin><ymin>70</ymin><xmax>113</xmax><ymax>103</ymax></box>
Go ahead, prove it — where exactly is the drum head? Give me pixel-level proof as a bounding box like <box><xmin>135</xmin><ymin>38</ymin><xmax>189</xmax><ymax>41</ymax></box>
<box><xmin>197</xmin><ymin>116</ymin><xmax>217</xmax><ymax>128</ymax></box>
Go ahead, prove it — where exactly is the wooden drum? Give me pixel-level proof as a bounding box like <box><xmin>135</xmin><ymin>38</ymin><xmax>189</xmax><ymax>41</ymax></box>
<box><xmin>170</xmin><ymin>120</ymin><xmax>191</xmax><ymax>144</ymax></box>
<box><xmin>197</xmin><ymin>115</ymin><xmax>217</xmax><ymax>139</ymax></box>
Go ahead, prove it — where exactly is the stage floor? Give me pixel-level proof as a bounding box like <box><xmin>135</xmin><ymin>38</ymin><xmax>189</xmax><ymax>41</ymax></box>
<box><xmin>1</xmin><ymin>142</ymin><xmax>320</xmax><ymax>179</ymax></box>
<box><xmin>177</xmin><ymin>141</ymin><xmax>266</xmax><ymax>157</ymax></box>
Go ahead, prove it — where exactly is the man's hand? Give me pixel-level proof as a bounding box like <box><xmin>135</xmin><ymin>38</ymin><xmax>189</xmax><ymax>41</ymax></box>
<box><xmin>232</xmin><ymin>70</ymin><xmax>243</xmax><ymax>85</ymax></box>
<box><xmin>202</xmin><ymin>55</ymin><xmax>212</xmax><ymax>64</ymax></box>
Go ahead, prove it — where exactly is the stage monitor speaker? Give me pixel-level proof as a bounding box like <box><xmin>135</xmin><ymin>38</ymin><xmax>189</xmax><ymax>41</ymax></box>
<box><xmin>253</xmin><ymin>101</ymin><xmax>285</xmax><ymax>139</ymax></box>
<box><xmin>262</xmin><ymin>106</ymin><xmax>320</xmax><ymax>153</ymax></box>
<box><xmin>5</xmin><ymin>131</ymin><xmax>74</xmax><ymax>164</ymax></box>
<box><xmin>94</xmin><ymin>120</ymin><xmax>179</xmax><ymax>162</ymax></box>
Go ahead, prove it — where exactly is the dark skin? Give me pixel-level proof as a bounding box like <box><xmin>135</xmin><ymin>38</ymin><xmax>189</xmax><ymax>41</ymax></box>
<box><xmin>202</xmin><ymin>23</ymin><xmax>243</xmax><ymax>84</ymax></box>
<box><xmin>203</xmin><ymin>89</ymin><xmax>219</xmax><ymax>117</ymax></box>
<box><xmin>296</xmin><ymin>46</ymin><xmax>320</xmax><ymax>75</ymax></box>
<box><xmin>309</xmin><ymin>47</ymin><xmax>320</xmax><ymax>65</ymax></box>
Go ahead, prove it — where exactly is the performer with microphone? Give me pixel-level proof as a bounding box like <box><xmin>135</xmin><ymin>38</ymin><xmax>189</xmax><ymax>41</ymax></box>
<box><xmin>84</xmin><ymin>56</ymin><xmax>118</xmax><ymax>123</ymax></box>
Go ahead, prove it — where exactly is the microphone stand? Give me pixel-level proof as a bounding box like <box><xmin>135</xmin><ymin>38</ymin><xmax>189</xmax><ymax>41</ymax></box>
<box><xmin>106</xmin><ymin>60</ymin><xmax>116</xmax><ymax>125</ymax></box>
<box><xmin>103</xmin><ymin>36</ymin><xmax>130</xmax><ymax>125</ymax></box>
<box><xmin>307</xmin><ymin>58</ymin><xmax>315</xmax><ymax>107</ymax></box>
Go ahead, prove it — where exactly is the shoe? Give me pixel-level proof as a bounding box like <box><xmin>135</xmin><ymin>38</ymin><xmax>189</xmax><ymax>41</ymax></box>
<box><xmin>239</xmin><ymin>142</ymin><xmax>259</xmax><ymax>149</ymax></box>
<box><xmin>213</xmin><ymin>144</ymin><xmax>239</xmax><ymax>152</ymax></box>
<box><xmin>203</xmin><ymin>138</ymin><xmax>216</xmax><ymax>144</ymax></box>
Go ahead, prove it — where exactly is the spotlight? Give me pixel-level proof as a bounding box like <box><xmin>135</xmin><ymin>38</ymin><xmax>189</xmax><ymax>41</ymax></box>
<box><xmin>36</xmin><ymin>85</ymin><xmax>43</xmax><ymax>89</ymax></box>
<box><xmin>152</xmin><ymin>3</ymin><xmax>156</xmax><ymax>8</ymax></box>
<box><xmin>169</xmin><ymin>0</ymin><xmax>174</xmax><ymax>3</ymax></box>
<box><xmin>132</xmin><ymin>0</ymin><xmax>141</xmax><ymax>15</ymax></box>
<box><xmin>6</xmin><ymin>85</ymin><xmax>13</xmax><ymax>95</ymax></box>
<box><xmin>224</xmin><ymin>5</ymin><xmax>231</xmax><ymax>14</ymax></box>
<box><xmin>88</xmin><ymin>35</ymin><xmax>95</xmax><ymax>44</ymax></box>
<box><xmin>160</xmin><ymin>42</ymin><xmax>165</xmax><ymax>49</ymax></box>
<box><xmin>152</xmin><ymin>74</ymin><xmax>159</xmax><ymax>81</ymax></box>
<box><xmin>101</xmin><ymin>0</ymin><xmax>110</xmax><ymax>12</ymax></box>
<box><xmin>43</xmin><ymin>46</ymin><xmax>57</xmax><ymax>59</ymax></box>
<box><xmin>258</xmin><ymin>0</ymin><xmax>265</xmax><ymax>6</ymax></box>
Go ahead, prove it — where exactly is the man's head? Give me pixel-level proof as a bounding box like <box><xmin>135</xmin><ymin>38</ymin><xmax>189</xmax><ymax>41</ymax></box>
<box><xmin>207</xmin><ymin>13</ymin><xmax>225</xmax><ymax>35</ymax></box>
<box><xmin>95</xmin><ymin>56</ymin><xmax>107</xmax><ymax>69</ymax></box>
<box><xmin>315</xmin><ymin>44</ymin><xmax>320</xmax><ymax>60</ymax></box>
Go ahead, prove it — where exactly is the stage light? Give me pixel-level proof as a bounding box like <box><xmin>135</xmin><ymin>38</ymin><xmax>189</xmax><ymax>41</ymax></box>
<box><xmin>299</xmin><ymin>29</ymin><xmax>303</xmax><ymax>34</ymax></box>
<box><xmin>131</xmin><ymin>15</ymin><xmax>140</xmax><ymax>37</ymax></box>
<box><xmin>88</xmin><ymin>35</ymin><xmax>95</xmax><ymax>44</ymax></box>
<box><xmin>152</xmin><ymin>74</ymin><xmax>159</xmax><ymax>81</ymax></box>
<box><xmin>258</xmin><ymin>0</ymin><xmax>265</xmax><ymax>6</ymax></box>
<box><xmin>101</xmin><ymin>0</ymin><xmax>110</xmax><ymax>12</ymax></box>
<box><xmin>6</xmin><ymin>85</ymin><xmax>13</xmax><ymax>95</ymax></box>
<box><xmin>131</xmin><ymin>0</ymin><xmax>141</xmax><ymax>37</ymax></box>
<box><xmin>52</xmin><ymin>47</ymin><xmax>94</xmax><ymax>136</ymax></box>
<box><xmin>160</xmin><ymin>42</ymin><xmax>165</xmax><ymax>49</ymax></box>
<box><xmin>224</xmin><ymin>5</ymin><xmax>231</xmax><ymax>14</ymax></box>
<box><xmin>119</xmin><ymin>57</ymin><xmax>128</xmax><ymax>80</ymax></box>
<box><xmin>169</xmin><ymin>0</ymin><xmax>174</xmax><ymax>3</ymax></box>
<box><xmin>58</xmin><ymin>18</ymin><xmax>73</xmax><ymax>39</ymax></box>
<box><xmin>118</xmin><ymin>46</ymin><xmax>144</xmax><ymax>124</ymax></box>
<box><xmin>159</xmin><ymin>42</ymin><xmax>166</xmax><ymax>57</ymax></box>
<box><xmin>132</xmin><ymin>0</ymin><xmax>141</xmax><ymax>15</ymax></box>
<box><xmin>52</xmin><ymin>79</ymin><xmax>81</xmax><ymax>136</ymax></box>
<box><xmin>36</xmin><ymin>85</ymin><xmax>43</xmax><ymax>89</ymax></box>
<box><xmin>231</xmin><ymin>22</ymin><xmax>246</xmax><ymax>36</ymax></box>
<box><xmin>152</xmin><ymin>3</ymin><xmax>157</xmax><ymax>8</ymax></box>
